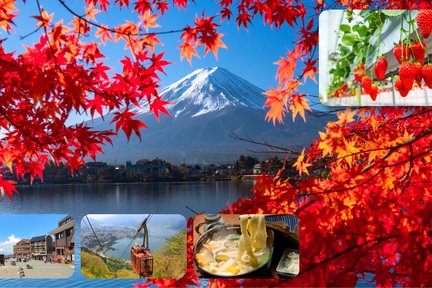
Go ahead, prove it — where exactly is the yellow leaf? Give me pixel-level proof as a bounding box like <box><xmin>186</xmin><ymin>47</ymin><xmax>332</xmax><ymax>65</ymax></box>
<box><xmin>293</xmin><ymin>149</ymin><xmax>311</xmax><ymax>176</ymax></box>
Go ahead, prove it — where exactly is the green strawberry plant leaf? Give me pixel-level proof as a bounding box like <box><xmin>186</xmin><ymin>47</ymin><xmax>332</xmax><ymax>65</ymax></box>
<box><xmin>342</xmin><ymin>33</ymin><xmax>360</xmax><ymax>46</ymax></box>
<box><xmin>381</xmin><ymin>10</ymin><xmax>405</xmax><ymax>17</ymax></box>
<box><xmin>340</xmin><ymin>24</ymin><xmax>351</xmax><ymax>33</ymax></box>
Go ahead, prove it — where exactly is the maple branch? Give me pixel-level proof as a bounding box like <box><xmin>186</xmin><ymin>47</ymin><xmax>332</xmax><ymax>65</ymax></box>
<box><xmin>0</xmin><ymin>106</ymin><xmax>45</xmax><ymax>147</ymax></box>
<box><xmin>229</xmin><ymin>132</ymin><xmax>302</xmax><ymax>155</ymax></box>
<box><xmin>307</xmin><ymin>125</ymin><xmax>432</xmax><ymax>198</ymax></box>
<box><xmin>19</xmin><ymin>26</ymin><xmax>43</xmax><ymax>40</ymax></box>
<box><xmin>298</xmin><ymin>234</ymin><xmax>399</xmax><ymax>276</ymax></box>
<box><xmin>58</xmin><ymin>0</ymin><xmax>184</xmax><ymax>37</ymax></box>
<box><xmin>311</xmin><ymin>165</ymin><xmax>386</xmax><ymax>196</ymax></box>
<box><xmin>0</xmin><ymin>57</ymin><xmax>20</xmax><ymax>69</ymax></box>
<box><xmin>310</xmin><ymin>118</ymin><xmax>432</xmax><ymax>175</ymax></box>
<box><xmin>342</xmin><ymin>108</ymin><xmax>432</xmax><ymax>143</ymax></box>
<box><xmin>362</xmin><ymin>126</ymin><xmax>432</xmax><ymax>174</ymax></box>
<box><xmin>328</xmin><ymin>240</ymin><xmax>382</xmax><ymax>287</ymax></box>
<box><xmin>295</xmin><ymin>198</ymin><xmax>316</xmax><ymax>214</ymax></box>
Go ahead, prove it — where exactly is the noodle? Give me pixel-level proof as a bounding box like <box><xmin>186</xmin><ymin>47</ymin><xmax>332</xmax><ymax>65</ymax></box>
<box><xmin>196</xmin><ymin>214</ymin><xmax>269</xmax><ymax>276</ymax></box>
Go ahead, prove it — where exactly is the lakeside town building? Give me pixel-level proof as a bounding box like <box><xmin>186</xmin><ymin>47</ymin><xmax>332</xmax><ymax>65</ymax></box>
<box><xmin>13</xmin><ymin>239</ymin><xmax>31</xmax><ymax>259</ymax></box>
<box><xmin>30</xmin><ymin>235</ymin><xmax>54</xmax><ymax>260</ymax></box>
<box><xmin>49</xmin><ymin>216</ymin><xmax>75</xmax><ymax>263</ymax></box>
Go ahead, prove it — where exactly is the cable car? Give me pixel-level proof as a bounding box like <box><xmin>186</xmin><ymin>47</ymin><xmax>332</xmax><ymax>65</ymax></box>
<box><xmin>130</xmin><ymin>244</ymin><xmax>153</xmax><ymax>277</ymax></box>
<box><xmin>130</xmin><ymin>215</ymin><xmax>153</xmax><ymax>277</ymax></box>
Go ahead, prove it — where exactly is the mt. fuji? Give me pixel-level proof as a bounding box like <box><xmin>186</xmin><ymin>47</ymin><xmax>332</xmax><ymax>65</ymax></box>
<box><xmin>94</xmin><ymin>67</ymin><xmax>334</xmax><ymax>164</ymax></box>
<box><xmin>133</xmin><ymin>67</ymin><xmax>264</xmax><ymax>118</ymax></box>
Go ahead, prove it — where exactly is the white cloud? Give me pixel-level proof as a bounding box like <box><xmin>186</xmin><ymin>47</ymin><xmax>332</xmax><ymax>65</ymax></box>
<box><xmin>0</xmin><ymin>234</ymin><xmax>21</xmax><ymax>255</ymax></box>
<box><xmin>87</xmin><ymin>214</ymin><xmax>115</xmax><ymax>221</ymax></box>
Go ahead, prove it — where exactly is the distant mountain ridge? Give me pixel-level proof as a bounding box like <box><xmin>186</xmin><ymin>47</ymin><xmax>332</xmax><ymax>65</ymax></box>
<box><xmin>94</xmin><ymin>67</ymin><xmax>335</xmax><ymax>164</ymax></box>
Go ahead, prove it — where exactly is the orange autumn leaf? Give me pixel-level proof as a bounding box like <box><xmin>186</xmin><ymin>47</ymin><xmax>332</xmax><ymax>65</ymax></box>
<box><xmin>275</xmin><ymin>46</ymin><xmax>301</xmax><ymax>86</ymax></box>
<box><xmin>179</xmin><ymin>41</ymin><xmax>199</xmax><ymax>64</ymax></box>
<box><xmin>263</xmin><ymin>88</ymin><xmax>286</xmax><ymax>125</ymax></box>
<box><xmin>202</xmin><ymin>33</ymin><xmax>227</xmax><ymax>59</ymax></box>
<box><xmin>303</xmin><ymin>59</ymin><xmax>318</xmax><ymax>83</ymax></box>
<box><xmin>0</xmin><ymin>0</ymin><xmax>18</xmax><ymax>31</ymax></box>
<box><xmin>32</xmin><ymin>8</ymin><xmax>54</xmax><ymax>28</ymax></box>
<box><xmin>337</xmin><ymin>108</ymin><xmax>356</xmax><ymax>125</ymax></box>
<box><xmin>95</xmin><ymin>25</ymin><xmax>113</xmax><ymax>44</ymax></box>
<box><xmin>140</xmin><ymin>10</ymin><xmax>160</xmax><ymax>31</ymax></box>
<box><xmin>293</xmin><ymin>148</ymin><xmax>311</xmax><ymax>175</ymax></box>
<box><xmin>85</xmin><ymin>3</ymin><xmax>101</xmax><ymax>22</ymax></box>
<box><xmin>290</xmin><ymin>94</ymin><xmax>311</xmax><ymax>122</ymax></box>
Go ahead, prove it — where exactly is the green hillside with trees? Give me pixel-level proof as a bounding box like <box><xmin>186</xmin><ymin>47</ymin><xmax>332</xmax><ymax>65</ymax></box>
<box><xmin>81</xmin><ymin>230</ymin><xmax>186</xmax><ymax>279</ymax></box>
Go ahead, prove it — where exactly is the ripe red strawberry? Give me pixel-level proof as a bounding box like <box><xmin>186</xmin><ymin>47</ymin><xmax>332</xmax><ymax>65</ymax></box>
<box><xmin>373</xmin><ymin>57</ymin><xmax>387</xmax><ymax>80</ymax></box>
<box><xmin>415</xmin><ymin>62</ymin><xmax>423</xmax><ymax>87</ymax></box>
<box><xmin>342</xmin><ymin>83</ymin><xmax>348</xmax><ymax>91</ymax></box>
<box><xmin>422</xmin><ymin>63</ymin><xmax>432</xmax><ymax>88</ymax></box>
<box><xmin>369</xmin><ymin>85</ymin><xmax>378</xmax><ymax>101</ymax></box>
<box><xmin>395</xmin><ymin>77</ymin><xmax>409</xmax><ymax>97</ymax></box>
<box><xmin>354</xmin><ymin>71</ymin><xmax>364</xmax><ymax>83</ymax></box>
<box><xmin>361</xmin><ymin>76</ymin><xmax>372</xmax><ymax>94</ymax></box>
<box><xmin>416</xmin><ymin>10</ymin><xmax>432</xmax><ymax>39</ymax></box>
<box><xmin>398</xmin><ymin>62</ymin><xmax>417</xmax><ymax>90</ymax></box>
<box><xmin>412</xmin><ymin>41</ymin><xmax>426</xmax><ymax>64</ymax></box>
<box><xmin>393</xmin><ymin>44</ymin><xmax>411</xmax><ymax>64</ymax></box>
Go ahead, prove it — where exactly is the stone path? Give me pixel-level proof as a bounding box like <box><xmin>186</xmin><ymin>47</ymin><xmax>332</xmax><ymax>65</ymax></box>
<box><xmin>0</xmin><ymin>259</ymin><xmax>74</xmax><ymax>278</ymax></box>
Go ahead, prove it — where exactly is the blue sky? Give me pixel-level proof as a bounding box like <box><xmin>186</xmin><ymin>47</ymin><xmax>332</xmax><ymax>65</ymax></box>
<box><xmin>84</xmin><ymin>214</ymin><xmax>185</xmax><ymax>227</ymax></box>
<box><xmin>0</xmin><ymin>214</ymin><xmax>67</xmax><ymax>254</ymax></box>
<box><xmin>1</xmin><ymin>0</ymin><xmax>325</xmax><ymax>127</ymax></box>
<box><xmin>3</xmin><ymin>0</ymin><xmax>317</xmax><ymax>92</ymax></box>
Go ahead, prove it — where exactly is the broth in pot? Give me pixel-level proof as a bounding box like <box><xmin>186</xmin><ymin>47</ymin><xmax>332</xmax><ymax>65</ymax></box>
<box><xmin>195</xmin><ymin>215</ymin><xmax>271</xmax><ymax>276</ymax></box>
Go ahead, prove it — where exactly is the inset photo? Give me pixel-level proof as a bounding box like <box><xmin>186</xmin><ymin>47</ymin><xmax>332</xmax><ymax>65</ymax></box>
<box><xmin>193</xmin><ymin>214</ymin><xmax>299</xmax><ymax>278</ymax></box>
<box><xmin>0</xmin><ymin>214</ymin><xmax>74</xmax><ymax>278</ymax></box>
<box><xmin>80</xmin><ymin>214</ymin><xmax>186</xmax><ymax>279</ymax></box>
<box><xmin>320</xmin><ymin>10</ymin><xmax>432</xmax><ymax>106</ymax></box>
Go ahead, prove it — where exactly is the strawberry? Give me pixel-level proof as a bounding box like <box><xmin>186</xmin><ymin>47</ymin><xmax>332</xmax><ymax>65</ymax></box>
<box><xmin>373</xmin><ymin>57</ymin><xmax>387</xmax><ymax>80</ymax></box>
<box><xmin>369</xmin><ymin>84</ymin><xmax>378</xmax><ymax>101</ymax></box>
<box><xmin>361</xmin><ymin>76</ymin><xmax>372</xmax><ymax>94</ymax></box>
<box><xmin>354</xmin><ymin>71</ymin><xmax>364</xmax><ymax>83</ymax></box>
<box><xmin>422</xmin><ymin>63</ymin><xmax>432</xmax><ymax>88</ymax></box>
<box><xmin>342</xmin><ymin>83</ymin><xmax>348</xmax><ymax>91</ymax></box>
<box><xmin>393</xmin><ymin>44</ymin><xmax>411</xmax><ymax>64</ymax></box>
<box><xmin>354</xmin><ymin>63</ymin><xmax>365</xmax><ymax>72</ymax></box>
<box><xmin>398</xmin><ymin>62</ymin><xmax>417</xmax><ymax>90</ymax></box>
<box><xmin>412</xmin><ymin>41</ymin><xmax>426</xmax><ymax>64</ymax></box>
<box><xmin>395</xmin><ymin>77</ymin><xmax>409</xmax><ymax>97</ymax></box>
<box><xmin>416</xmin><ymin>10</ymin><xmax>432</xmax><ymax>39</ymax></box>
<box><xmin>415</xmin><ymin>62</ymin><xmax>423</xmax><ymax>87</ymax></box>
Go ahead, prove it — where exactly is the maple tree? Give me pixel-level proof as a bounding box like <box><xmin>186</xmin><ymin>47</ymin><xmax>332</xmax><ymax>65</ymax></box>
<box><xmin>1</xmin><ymin>0</ymin><xmax>432</xmax><ymax>287</ymax></box>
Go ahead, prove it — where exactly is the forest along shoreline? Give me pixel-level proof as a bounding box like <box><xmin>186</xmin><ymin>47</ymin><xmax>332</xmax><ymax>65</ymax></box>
<box><xmin>4</xmin><ymin>155</ymin><xmax>294</xmax><ymax>185</ymax></box>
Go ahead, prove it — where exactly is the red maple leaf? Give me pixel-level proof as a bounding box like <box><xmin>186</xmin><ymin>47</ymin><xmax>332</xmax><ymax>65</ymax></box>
<box><xmin>150</xmin><ymin>97</ymin><xmax>171</xmax><ymax>121</ymax></box>
<box><xmin>111</xmin><ymin>110</ymin><xmax>147</xmax><ymax>141</ymax></box>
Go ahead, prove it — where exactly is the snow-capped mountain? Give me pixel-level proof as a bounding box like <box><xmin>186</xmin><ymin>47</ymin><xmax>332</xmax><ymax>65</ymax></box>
<box><xmin>133</xmin><ymin>67</ymin><xmax>264</xmax><ymax>118</ymax></box>
<box><xmin>94</xmin><ymin>67</ymin><xmax>334</xmax><ymax>164</ymax></box>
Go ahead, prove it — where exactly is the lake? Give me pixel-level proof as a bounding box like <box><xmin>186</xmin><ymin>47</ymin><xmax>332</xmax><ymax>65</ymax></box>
<box><xmin>0</xmin><ymin>181</ymin><xmax>253</xmax><ymax>217</ymax></box>
<box><xmin>108</xmin><ymin>227</ymin><xmax>181</xmax><ymax>259</ymax></box>
<box><xmin>0</xmin><ymin>181</ymin><xmax>252</xmax><ymax>288</ymax></box>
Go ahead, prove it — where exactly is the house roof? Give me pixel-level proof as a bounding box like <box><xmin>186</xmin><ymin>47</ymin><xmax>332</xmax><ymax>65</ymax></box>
<box><xmin>49</xmin><ymin>220</ymin><xmax>74</xmax><ymax>235</ymax></box>
<box><xmin>58</xmin><ymin>215</ymin><xmax>73</xmax><ymax>225</ymax></box>
<box><xmin>16</xmin><ymin>239</ymin><xmax>31</xmax><ymax>245</ymax></box>
<box><xmin>30</xmin><ymin>235</ymin><xmax>47</xmax><ymax>242</ymax></box>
